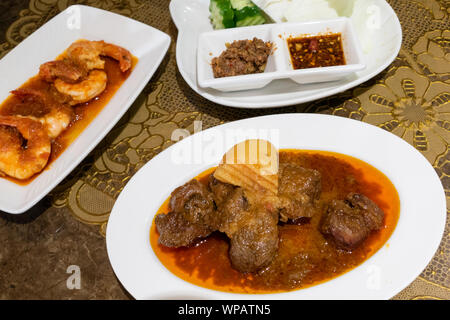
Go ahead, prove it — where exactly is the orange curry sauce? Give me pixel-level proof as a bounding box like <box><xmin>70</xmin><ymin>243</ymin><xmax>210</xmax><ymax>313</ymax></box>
<box><xmin>0</xmin><ymin>53</ymin><xmax>138</xmax><ymax>185</ymax></box>
<box><xmin>150</xmin><ymin>150</ymin><xmax>400</xmax><ymax>294</ymax></box>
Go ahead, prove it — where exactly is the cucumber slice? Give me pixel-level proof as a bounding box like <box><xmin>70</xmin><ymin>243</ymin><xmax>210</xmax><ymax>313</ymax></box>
<box><xmin>209</xmin><ymin>0</ymin><xmax>236</xmax><ymax>29</ymax></box>
<box><xmin>236</xmin><ymin>15</ymin><xmax>266</xmax><ymax>27</ymax></box>
<box><xmin>235</xmin><ymin>5</ymin><xmax>267</xmax><ymax>27</ymax></box>
<box><xmin>230</xmin><ymin>0</ymin><xmax>253</xmax><ymax>10</ymax></box>
<box><xmin>209</xmin><ymin>0</ymin><xmax>265</xmax><ymax>29</ymax></box>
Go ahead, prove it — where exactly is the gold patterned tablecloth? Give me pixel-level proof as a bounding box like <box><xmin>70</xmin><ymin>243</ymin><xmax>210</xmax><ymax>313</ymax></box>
<box><xmin>0</xmin><ymin>0</ymin><xmax>448</xmax><ymax>300</ymax></box>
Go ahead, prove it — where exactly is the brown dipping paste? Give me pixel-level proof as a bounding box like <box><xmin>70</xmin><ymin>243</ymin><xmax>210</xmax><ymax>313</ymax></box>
<box><xmin>150</xmin><ymin>150</ymin><xmax>400</xmax><ymax>294</ymax></box>
<box><xmin>0</xmin><ymin>53</ymin><xmax>138</xmax><ymax>185</ymax></box>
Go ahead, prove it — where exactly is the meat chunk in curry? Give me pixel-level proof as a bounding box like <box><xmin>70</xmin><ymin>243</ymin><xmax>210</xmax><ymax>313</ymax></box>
<box><xmin>217</xmin><ymin>188</ymin><xmax>279</xmax><ymax>273</ymax></box>
<box><xmin>155</xmin><ymin>179</ymin><xmax>219</xmax><ymax>247</ymax></box>
<box><xmin>208</xmin><ymin>175</ymin><xmax>236</xmax><ymax>207</ymax></box>
<box><xmin>211</xmin><ymin>38</ymin><xmax>273</xmax><ymax>78</ymax></box>
<box><xmin>168</xmin><ymin>179</ymin><xmax>218</xmax><ymax>228</ymax></box>
<box><xmin>278</xmin><ymin>164</ymin><xmax>322</xmax><ymax>222</ymax></box>
<box><xmin>155</xmin><ymin>211</ymin><xmax>214</xmax><ymax>248</ymax></box>
<box><xmin>320</xmin><ymin>193</ymin><xmax>385</xmax><ymax>250</ymax></box>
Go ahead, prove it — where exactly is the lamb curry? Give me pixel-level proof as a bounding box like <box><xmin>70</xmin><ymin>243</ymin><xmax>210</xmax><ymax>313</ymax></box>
<box><xmin>150</xmin><ymin>147</ymin><xmax>400</xmax><ymax>294</ymax></box>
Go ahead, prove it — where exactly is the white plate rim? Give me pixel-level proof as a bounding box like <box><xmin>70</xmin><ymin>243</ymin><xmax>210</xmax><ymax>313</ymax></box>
<box><xmin>106</xmin><ymin>114</ymin><xmax>446</xmax><ymax>300</ymax></box>
<box><xmin>169</xmin><ymin>0</ymin><xmax>403</xmax><ymax>109</ymax></box>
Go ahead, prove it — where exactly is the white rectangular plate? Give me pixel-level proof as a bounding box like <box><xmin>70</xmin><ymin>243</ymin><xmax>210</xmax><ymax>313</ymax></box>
<box><xmin>0</xmin><ymin>5</ymin><xmax>171</xmax><ymax>214</ymax></box>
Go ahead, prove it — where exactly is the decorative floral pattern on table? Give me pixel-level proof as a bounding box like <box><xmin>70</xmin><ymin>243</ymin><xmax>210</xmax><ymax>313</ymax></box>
<box><xmin>413</xmin><ymin>30</ymin><xmax>450</xmax><ymax>83</ymax></box>
<box><xmin>0</xmin><ymin>0</ymin><xmax>448</xmax><ymax>300</ymax></box>
<box><xmin>410</xmin><ymin>0</ymin><xmax>449</xmax><ymax>20</ymax></box>
<box><xmin>355</xmin><ymin>67</ymin><xmax>450</xmax><ymax>165</ymax></box>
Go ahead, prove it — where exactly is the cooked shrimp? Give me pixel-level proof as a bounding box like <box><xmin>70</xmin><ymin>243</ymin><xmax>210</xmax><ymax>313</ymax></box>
<box><xmin>53</xmin><ymin>70</ymin><xmax>107</xmax><ymax>105</ymax></box>
<box><xmin>67</xmin><ymin>40</ymin><xmax>132</xmax><ymax>72</ymax></box>
<box><xmin>42</xmin><ymin>108</ymin><xmax>73</xmax><ymax>138</ymax></box>
<box><xmin>11</xmin><ymin>88</ymin><xmax>74</xmax><ymax>139</ymax></box>
<box><xmin>100</xmin><ymin>41</ymin><xmax>133</xmax><ymax>72</ymax></box>
<box><xmin>39</xmin><ymin>60</ymin><xmax>86</xmax><ymax>84</ymax></box>
<box><xmin>0</xmin><ymin>116</ymin><xmax>51</xmax><ymax>180</ymax></box>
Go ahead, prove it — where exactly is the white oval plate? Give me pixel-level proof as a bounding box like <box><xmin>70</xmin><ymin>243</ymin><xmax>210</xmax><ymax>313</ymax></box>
<box><xmin>106</xmin><ymin>114</ymin><xmax>446</xmax><ymax>300</ymax></box>
<box><xmin>169</xmin><ymin>0</ymin><xmax>402</xmax><ymax>108</ymax></box>
<box><xmin>0</xmin><ymin>5</ymin><xmax>171</xmax><ymax>214</ymax></box>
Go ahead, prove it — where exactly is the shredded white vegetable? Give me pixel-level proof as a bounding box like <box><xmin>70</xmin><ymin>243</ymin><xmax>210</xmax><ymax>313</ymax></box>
<box><xmin>253</xmin><ymin>0</ymin><xmax>339</xmax><ymax>22</ymax></box>
<box><xmin>252</xmin><ymin>0</ymin><xmax>375</xmax><ymax>53</ymax></box>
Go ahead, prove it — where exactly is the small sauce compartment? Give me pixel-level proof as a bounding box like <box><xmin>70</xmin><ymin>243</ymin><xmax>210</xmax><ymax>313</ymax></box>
<box><xmin>273</xmin><ymin>18</ymin><xmax>365</xmax><ymax>84</ymax></box>
<box><xmin>211</xmin><ymin>38</ymin><xmax>274</xmax><ymax>78</ymax></box>
<box><xmin>197</xmin><ymin>24</ymin><xmax>277</xmax><ymax>92</ymax></box>
<box><xmin>287</xmin><ymin>33</ymin><xmax>346</xmax><ymax>69</ymax></box>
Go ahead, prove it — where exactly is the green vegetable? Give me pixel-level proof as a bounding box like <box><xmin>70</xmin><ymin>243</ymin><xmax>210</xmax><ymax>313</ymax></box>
<box><xmin>229</xmin><ymin>0</ymin><xmax>253</xmax><ymax>10</ymax></box>
<box><xmin>209</xmin><ymin>0</ymin><xmax>236</xmax><ymax>29</ymax></box>
<box><xmin>230</xmin><ymin>0</ymin><xmax>267</xmax><ymax>27</ymax></box>
<box><xmin>234</xmin><ymin>5</ymin><xmax>266</xmax><ymax>27</ymax></box>
<box><xmin>209</xmin><ymin>0</ymin><xmax>266</xmax><ymax>29</ymax></box>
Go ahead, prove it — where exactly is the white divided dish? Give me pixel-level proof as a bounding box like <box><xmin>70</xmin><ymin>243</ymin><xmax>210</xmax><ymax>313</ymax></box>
<box><xmin>197</xmin><ymin>18</ymin><xmax>365</xmax><ymax>91</ymax></box>
<box><xmin>170</xmin><ymin>0</ymin><xmax>402</xmax><ymax>108</ymax></box>
<box><xmin>198</xmin><ymin>18</ymin><xmax>365</xmax><ymax>92</ymax></box>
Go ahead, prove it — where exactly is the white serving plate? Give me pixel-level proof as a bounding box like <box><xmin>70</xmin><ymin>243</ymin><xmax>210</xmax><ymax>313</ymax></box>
<box><xmin>198</xmin><ymin>18</ymin><xmax>365</xmax><ymax>92</ymax></box>
<box><xmin>0</xmin><ymin>5</ymin><xmax>171</xmax><ymax>214</ymax></box>
<box><xmin>106</xmin><ymin>114</ymin><xmax>446</xmax><ymax>300</ymax></box>
<box><xmin>170</xmin><ymin>0</ymin><xmax>402</xmax><ymax>108</ymax></box>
